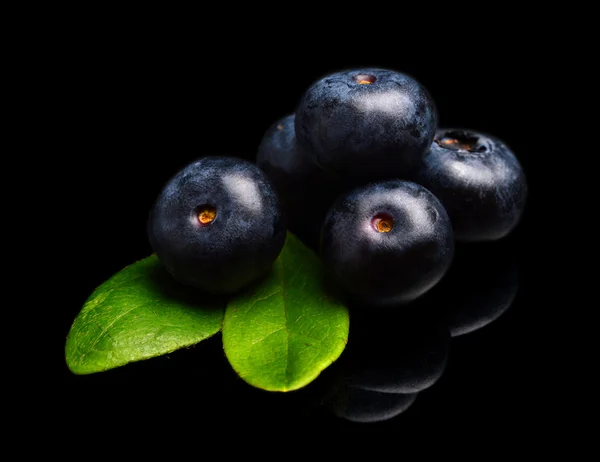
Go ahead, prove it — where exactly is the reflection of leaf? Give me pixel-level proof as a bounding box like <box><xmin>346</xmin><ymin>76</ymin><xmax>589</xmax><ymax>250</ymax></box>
<box><xmin>65</xmin><ymin>255</ymin><xmax>225</xmax><ymax>374</ymax></box>
<box><xmin>223</xmin><ymin>233</ymin><xmax>349</xmax><ymax>392</ymax></box>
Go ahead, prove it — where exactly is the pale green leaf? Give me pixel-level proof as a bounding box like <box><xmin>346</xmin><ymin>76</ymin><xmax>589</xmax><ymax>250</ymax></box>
<box><xmin>65</xmin><ymin>255</ymin><xmax>224</xmax><ymax>374</ymax></box>
<box><xmin>223</xmin><ymin>233</ymin><xmax>349</xmax><ymax>392</ymax></box>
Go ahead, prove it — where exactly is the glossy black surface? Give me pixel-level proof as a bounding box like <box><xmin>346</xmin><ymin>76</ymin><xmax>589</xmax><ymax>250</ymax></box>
<box><xmin>62</xmin><ymin>239</ymin><xmax>524</xmax><ymax>430</ymax></box>
<box><xmin>425</xmin><ymin>241</ymin><xmax>519</xmax><ymax>337</ymax></box>
<box><xmin>415</xmin><ymin>129</ymin><xmax>527</xmax><ymax>241</ymax></box>
<box><xmin>148</xmin><ymin>156</ymin><xmax>286</xmax><ymax>293</ymax></box>
<box><xmin>339</xmin><ymin>308</ymin><xmax>450</xmax><ymax>394</ymax></box>
<box><xmin>330</xmin><ymin>389</ymin><xmax>418</xmax><ymax>423</ymax></box>
<box><xmin>321</xmin><ymin>180</ymin><xmax>454</xmax><ymax>306</ymax></box>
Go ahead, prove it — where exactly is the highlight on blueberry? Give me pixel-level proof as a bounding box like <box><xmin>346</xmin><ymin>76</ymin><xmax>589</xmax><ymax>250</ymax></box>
<box><xmin>148</xmin><ymin>156</ymin><xmax>286</xmax><ymax>293</ymax></box>
<box><xmin>320</xmin><ymin>180</ymin><xmax>454</xmax><ymax>307</ymax></box>
<box><xmin>415</xmin><ymin>129</ymin><xmax>527</xmax><ymax>241</ymax></box>
<box><xmin>295</xmin><ymin>68</ymin><xmax>437</xmax><ymax>183</ymax></box>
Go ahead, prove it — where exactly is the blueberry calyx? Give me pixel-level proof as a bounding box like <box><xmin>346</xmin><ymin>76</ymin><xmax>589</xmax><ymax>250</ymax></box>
<box><xmin>196</xmin><ymin>205</ymin><xmax>217</xmax><ymax>226</ymax></box>
<box><xmin>353</xmin><ymin>73</ymin><xmax>377</xmax><ymax>84</ymax></box>
<box><xmin>434</xmin><ymin>130</ymin><xmax>489</xmax><ymax>153</ymax></box>
<box><xmin>371</xmin><ymin>213</ymin><xmax>394</xmax><ymax>233</ymax></box>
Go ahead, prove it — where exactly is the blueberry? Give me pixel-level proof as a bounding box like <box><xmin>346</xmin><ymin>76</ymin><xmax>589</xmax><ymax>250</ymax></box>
<box><xmin>257</xmin><ymin>114</ymin><xmax>315</xmax><ymax>211</ymax></box>
<box><xmin>148</xmin><ymin>156</ymin><xmax>286</xmax><ymax>293</ymax></box>
<box><xmin>295</xmin><ymin>68</ymin><xmax>437</xmax><ymax>183</ymax></box>
<box><xmin>256</xmin><ymin>114</ymin><xmax>341</xmax><ymax>251</ymax></box>
<box><xmin>415</xmin><ymin>129</ymin><xmax>527</xmax><ymax>241</ymax></box>
<box><xmin>321</xmin><ymin>180</ymin><xmax>454</xmax><ymax>307</ymax></box>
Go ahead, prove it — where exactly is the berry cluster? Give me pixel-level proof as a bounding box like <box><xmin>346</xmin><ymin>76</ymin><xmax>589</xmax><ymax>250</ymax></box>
<box><xmin>148</xmin><ymin>68</ymin><xmax>527</xmax><ymax>307</ymax></box>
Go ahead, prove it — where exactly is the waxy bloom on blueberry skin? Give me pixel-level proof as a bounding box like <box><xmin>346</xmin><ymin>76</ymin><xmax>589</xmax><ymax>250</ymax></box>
<box><xmin>148</xmin><ymin>156</ymin><xmax>286</xmax><ymax>294</ymax></box>
<box><xmin>295</xmin><ymin>68</ymin><xmax>437</xmax><ymax>183</ymax></box>
<box><xmin>320</xmin><ymin>180</ymin><xmax>454</xmax><ymax>307</ymax></box>
<box><xmin>414</xmin><ymin>129</ymin><xmax>527</xmax><ymax>241</ymax></box>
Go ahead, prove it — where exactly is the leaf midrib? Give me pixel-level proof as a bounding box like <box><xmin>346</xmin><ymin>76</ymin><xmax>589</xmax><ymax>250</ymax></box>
<box><xmin>279</xmin><ymin>258</ymin><xmax>291</xmax><ymax>388</ymax></box>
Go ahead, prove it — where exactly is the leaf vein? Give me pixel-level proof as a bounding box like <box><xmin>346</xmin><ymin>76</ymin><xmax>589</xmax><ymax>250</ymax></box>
<box><xmin>251</xmin><ymin>326</ymin><xmax>285</xmax><ymax>345</ymax></box>
<box><xmin>88</xmin><ymin>304</ymin><xmax>140</xmax><ymax>351</ymax></box>
<box><xmin>279</xmin><ymin>260</ymin><xmax>291</xmax><ymax>387</ymax></box>
<box><xmin>244</xmin><ymin>288</ymin><xmax>282</xmax><ymax>312</ymax></box>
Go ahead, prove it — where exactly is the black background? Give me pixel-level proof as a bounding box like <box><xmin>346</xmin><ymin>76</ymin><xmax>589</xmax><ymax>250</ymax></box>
<box><xmin>58</xmin><ymin>30</ymin><xmax>550</xmax><ymax>433</ymax></box>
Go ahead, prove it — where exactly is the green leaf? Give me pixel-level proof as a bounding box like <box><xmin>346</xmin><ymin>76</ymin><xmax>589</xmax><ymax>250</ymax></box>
<box><xmin>65</xmin><ymin>255</ymin><xmax>225</xmax><ymax>375</ymax></box>
<box><xmin>222</xmin><ymin>233</ymin><xmax>349</xmax><ymax>392</ymax></box>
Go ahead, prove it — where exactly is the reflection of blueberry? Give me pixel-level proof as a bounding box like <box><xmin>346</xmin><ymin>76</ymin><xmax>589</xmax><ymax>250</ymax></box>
<box><xmin>415</xmin><ymin>129</ymin><xmax>527</xmax><ymax>241</ymax></box>
<box><xmin>342</xmin><ymin>309</ymin><xmax>450</xmax><ymax>393</ymax></box>
<box><xmin>321</xmin><ymin>180</ymin><xmax>454</xmax><ymax>307</ymax></box>
<box><xmin>148</xmin><ymin>157</ymin><xmax>286</xmax><ymax>293</ymax></box>
<box><xmin>330</xmin><ymin>388</ymin><xmax>417</xmax><ymax>423</ymax></box>
<box><xmin>425</xmin><ymin>242</ymin><xmax>519</xmax><ymax>337</ymax></box>
<box><xmin>295</xmin><ymin>68</ymin><xmax>437</xmax><ymax>183</ymax></box>
<box><xmin>256</xmin><ymin>114</ymin><xmax>340</xmax><ymax>251</ymax></box>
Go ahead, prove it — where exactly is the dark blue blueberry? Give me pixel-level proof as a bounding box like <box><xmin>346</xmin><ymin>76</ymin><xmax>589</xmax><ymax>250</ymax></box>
<box><xmin>257</xmin><ymin>115</ymin><xmax>316</xmax><ymax>212</ymax></box>
<box><xmin>148</xmin><ymin>156</ymin><xmax>286</xmax><ymax>293</ymax></box>
<box><xmin>256</xmin><ymin>114</ymin><xmax>342</xmax><ymax>251</ymax></box>
<box><xmin>415</xmin><ymin>129</ymin><xmax>527</xmax><ymax>241</ymax></box>
<box><xmin>321</xmin><ymin>180</ymin><xmax>454</xmax><ymax>307</ymax></box>
<box><xmin>295</xmin><ymin>68</ymin><xmax>437</xmax><ymax>183</ymax></box>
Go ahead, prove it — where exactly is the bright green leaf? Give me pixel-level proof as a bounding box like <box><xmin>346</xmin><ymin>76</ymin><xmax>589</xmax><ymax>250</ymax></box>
<box><xmin>223</xmin><ymin>233</ymin><xmax>349</xmax><ymax>392</ymax></box>
<box><xmin>65</xmin><ymin>255</ymin><xmax>225</xmax><ymax>374</ymax></box>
